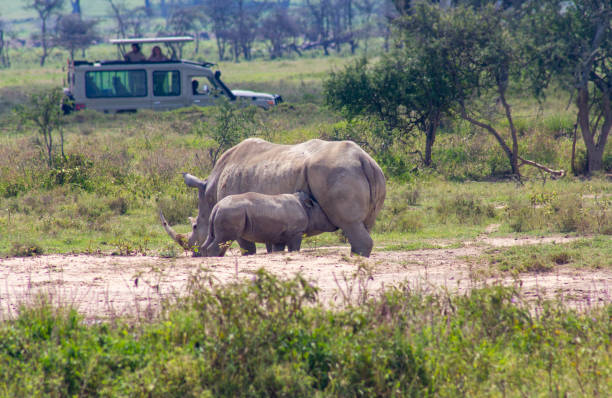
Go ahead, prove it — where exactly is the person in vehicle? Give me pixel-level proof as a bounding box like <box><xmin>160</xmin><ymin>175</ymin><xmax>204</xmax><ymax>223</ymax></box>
<box><xmin>124</xmin><ymin>43</ymin><xmax>146</xmax><ymax>62</ymax></box>
<box><xmin>148</xmin><ymin>46</ymin><xmax>168</xmax><ymax>62</ymax></box>
<box><xmin>192</xmin><ymin>79</ymin><xmax>210</xmax><ymax>95</ymax></box>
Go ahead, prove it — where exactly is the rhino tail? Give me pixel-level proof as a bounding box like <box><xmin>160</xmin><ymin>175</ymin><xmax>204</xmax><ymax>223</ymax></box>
<box><xmin>360</xmin><ymin>155</ymin><xmax>386</xmax><ymax>231</ymax></box>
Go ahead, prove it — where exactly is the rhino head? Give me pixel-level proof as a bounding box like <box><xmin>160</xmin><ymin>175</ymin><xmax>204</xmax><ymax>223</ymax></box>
<box><xmin>159</xmin><ymin>173</ymin><xmax>210</xmax><ymax>255</ymax></box>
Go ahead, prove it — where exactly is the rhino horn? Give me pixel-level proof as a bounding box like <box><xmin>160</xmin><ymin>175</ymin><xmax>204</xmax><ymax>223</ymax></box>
<box><xmin>182</xmin><ymin>173</ymin><xmax>207</xmax><ymax>190</ymax></box>
<box><xmin>159</xmin><ymin>210</ymin><xmax>190</xmax><ymax>250</ymax></box>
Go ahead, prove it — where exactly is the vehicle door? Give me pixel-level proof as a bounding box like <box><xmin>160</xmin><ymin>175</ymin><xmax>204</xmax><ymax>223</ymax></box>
<box><xmin>151</xmin><ymin>69</ymin><xmax>186</xmax><ymax>110</ymax></box>
<box><xmin>190</xmin><ymin>76</ymin><xmax>216</xmax><ymax>107</ymax></box>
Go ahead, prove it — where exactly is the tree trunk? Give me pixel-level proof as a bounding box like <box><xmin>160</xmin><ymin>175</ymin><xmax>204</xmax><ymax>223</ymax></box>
<box><xmin>160</xmin><ymin>0</ymin><xmax>167</xmax><ymax>18</ymax></box>
<box><xmin>71</xmin><ymin>0</ymin><xmax>81</xmax><ymax>14</ymax></box>
<box><xmin>460</xmin><ymin>105</ymin><xmax>517</xmax><ymax>175</ymax></box>
<box><xmin>40</xmin><ymin>18</ymin><xmax>48</xmax><ymax>67</ymax></box>
<box><xmin>215</xmin><ymin>35</ymin><xmax>225</xmax><ymax>61</ymax></box>
<box><xmin>571</xmin><ymin>122</ymin><xmax>578</xmax><ymax>175</ymax></box>
<box><xmin>576</xmin><ymin>87</ymin><xmax>612</xmax><ymax>174</ymax></box>
<box><xmin>498</xmin><ymin>84</ymin><xmax>520</xmax><ymax>176</ymax></box>
<box><xmin>423</xmin><ymin>113</ymin><xmax>440</xmax><ymax>167</ymax></box>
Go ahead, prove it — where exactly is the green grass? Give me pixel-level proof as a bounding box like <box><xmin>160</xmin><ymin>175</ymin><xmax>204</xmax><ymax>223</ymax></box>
<box><xmin>0</xmin><ymin>271</ymin><xmax>610</xmax><ymax>396</ymax></box>
<box><xmin>0</xmin><ymin>53</ymin><xmax>610</xmax><ymax>258</ymax></box>
<box><xmin>0</xmin><ymin>47</ymin><xmax>611</xmax><ymax>396</ymax></box>
<box><xmin>0</xmin><ymin>0</ymin><xmax>144</xmax><ymax>20</ymax></box>
<box><xmin>0</xmin><ymin>101</ymin><xmax>610</xmax><ymax>257</ymax></box>
<box><xmin>481</xmin><ymin>236</ymin><xmax>612</xmax><ymax>274</ymax></box>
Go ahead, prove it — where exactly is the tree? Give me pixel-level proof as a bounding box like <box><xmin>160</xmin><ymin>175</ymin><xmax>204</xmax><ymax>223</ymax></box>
<box><xmin>70</xmin><ymin>0</ymin><xmax>81</xmax><ymax>14</ymax></box>
<box><xmin>201</xmin><ymin>0</ymin><xmax>232</xmax><ymax>60</ymax></box>
<box><xmin>106</xmin><ymin>0</ymin><xmax>149</xmax><ymax>39</ymax></box>
<box><xmin>0</xmin><ymin>16</ymin><xmax>10</xmax><ymax>68</ymax></box>
<box><xmin>194</xmin><ymin>100</ymin><xmax>259</xmax><ymax>166</ymax></box>
<box><xmin>261</xmin><ymin>6</ymin><xmax>299</xmax><ymax>59</ymax></box>
<box><xmin>25</xmin><ymin>0</ymin><xmax>65</xmax><ymax>66</ymax></box>
<box><xmin>15</xmin><ymin>88</ymin><xmax>67</xmax><ymax>168</ymax></box>
<box><xmin>55</xmin><ymin>14</ymin><xmax>100</xmax><ymax>60</ymax></box>
<box><xmin>325</xmin><ymin>51</ymin><xmax>455</xmax><ymax>167</ymax></box>
<box><xmin>162</xmin><ymin>5</ymin><xmax>202</xmax><ymax>58</ymax></box>
<box><xmin>401</xmin><ymin>3</ymin><xmax>563</xmax><ymax>178</ymax></box>
<box><xmin>527</xmin><ymin>0</ymin><xmax>611</xmax><ymax>174</ymax></box>
<box><xmin>303</xmin><ymin>0</ymin><xmax>357</xmax><ymax>55</ymax></box>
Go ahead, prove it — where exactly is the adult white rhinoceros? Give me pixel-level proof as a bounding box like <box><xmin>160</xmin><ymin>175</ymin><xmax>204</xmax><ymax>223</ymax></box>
<box><xmin>160</xmin><ymin>138</ymin><xmax>386</xmax><ymax>257</ymax></box>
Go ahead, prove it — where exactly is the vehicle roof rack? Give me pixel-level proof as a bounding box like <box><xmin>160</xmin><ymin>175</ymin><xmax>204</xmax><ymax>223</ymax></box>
<box><xmin>109</xmin><ymin>36</ymin><xmax>194</xmax><ymax>45</ymax></box>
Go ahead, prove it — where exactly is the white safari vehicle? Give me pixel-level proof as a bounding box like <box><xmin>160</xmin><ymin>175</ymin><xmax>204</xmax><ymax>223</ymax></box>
<box><xmin>63</xmin><ymin>37</ymin><xmax>282</xmax><ymax>113</ymax></box>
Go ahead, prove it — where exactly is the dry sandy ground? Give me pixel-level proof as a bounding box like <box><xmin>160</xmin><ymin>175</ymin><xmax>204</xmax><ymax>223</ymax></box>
<box><xmin>1</xmin><ymin>235</ymin><xmax>610</xmax><ymax>320</ymax></box>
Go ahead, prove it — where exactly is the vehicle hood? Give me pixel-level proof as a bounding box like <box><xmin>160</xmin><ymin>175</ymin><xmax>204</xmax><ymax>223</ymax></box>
<box><xmin>231</xmin><ymin>90</ymin><xmax>276</xmax><ymax>100</ymax></box>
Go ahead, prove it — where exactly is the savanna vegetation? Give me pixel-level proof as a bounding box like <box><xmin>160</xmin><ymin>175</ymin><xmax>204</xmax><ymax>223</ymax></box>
<box><xmin>0</xmin><ymin>0</ymin><xmax>611</xmax><ymax>396</ymax></box>
<box><xmin>1</xmin><ymin>271</ymin><xmax>611</xmax><ymax>396</ymax></box>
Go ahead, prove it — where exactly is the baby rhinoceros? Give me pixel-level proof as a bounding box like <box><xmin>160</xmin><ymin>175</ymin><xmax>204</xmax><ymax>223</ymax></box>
<box><xmin>201</xmin><ymin>191</ymin><xmax>337</xmax><ymax>257</ymax></box>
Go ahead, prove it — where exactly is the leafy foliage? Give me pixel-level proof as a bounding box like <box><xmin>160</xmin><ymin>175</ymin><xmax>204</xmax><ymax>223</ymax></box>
<box><xmin>0</xmin><ymin>272</ymin><xmax>610</xmax><ymax>396</ymax></box>
<box><xmin>14</xmin><ymin>87</ymin><xmax>67</xmax><ymax>168</ymax></box>
<box><xmin>193</xmin><ymin>100</ymin><xmax>260</xmax><ymax>166</ymax></box>
<box><xmin>54</xmin><ymin>14</ymin><xmax>100</xmax><ymax>60</ymax></box>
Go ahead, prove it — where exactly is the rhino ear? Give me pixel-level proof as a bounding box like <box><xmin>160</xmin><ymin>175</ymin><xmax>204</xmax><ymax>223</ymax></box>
<box><xmin>301</xmin><ymin>196</ymin><xmax>314</xmax><ymax>209</ymax></box>
<box><xmin>304</xmin><ymin>198</ymin><xmax>314</xmax><ymax>208</ymax></box>
<box><xmin>182</xmin><ymin>173</ymin><xmax>207</xmax><ymax>191</ymax></box>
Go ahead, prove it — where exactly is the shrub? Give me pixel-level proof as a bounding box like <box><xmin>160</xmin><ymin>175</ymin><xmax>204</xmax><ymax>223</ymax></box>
<box><xmin>157</xmin><ymin>192</ymin><xmax>198</xmax><ymax>226</ymax></box>
<box><xmin>44</xmin><ymin>153</ymin><xmax>94</xmax><ymax>191</ymax></box>
<box><xmin>0</xmin><ymin>273</ymin><xmax>609</xmax><ymax>396</ymax></box>
<box><xmin>374</xmin><ymin>184</ymin><xmax>423</xmax><ymax>233</ymax></box>
<box><xmin>14</xmin><ymin>87</ymin><xmax>67</xmax><ymax>168</ymax></box>
<box><xmin>552</xmin><ymin>195</ymin><xmax>585</xmax><ymax>233</ymax></box>
<box><xmin>193</xmin><ymin>100</ymin><xmax>261</xmax><ymax>166</ymax></box>
<box><xmin>397</xmin><ymin>211</ymin><xmax>424</xmax><ymax>233</ymax></box>
<box><xmin>9</xmin><ymin>241</ymin><xmax>44</xmax><ymax>257</ymax></box>
<box><xmin>436</xmin><ymin>193</ymin><xmax>495</xmax><ymax>224</ymax></box>
<box><xmin>108</xmin><ymin>196</ymin><xmax>129</xmax><ymax>215</ymax></box>
<box><xmin>507</xmin><ymin>202</ymin><xmax>536</xmax><ymax>232</ymax></box>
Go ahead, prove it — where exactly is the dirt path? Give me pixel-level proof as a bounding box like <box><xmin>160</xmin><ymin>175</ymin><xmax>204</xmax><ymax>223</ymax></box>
<box><xmin>1</xmin><ymin>236</ymin><xmax>610</xmax><ymax>320</ymax></box>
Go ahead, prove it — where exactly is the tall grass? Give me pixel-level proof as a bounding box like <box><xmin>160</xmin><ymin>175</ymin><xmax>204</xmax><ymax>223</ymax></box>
<box><xmin>0</xmin><ymin>271</ymin><xmax>609</xmax><ymax>396</ymax></box>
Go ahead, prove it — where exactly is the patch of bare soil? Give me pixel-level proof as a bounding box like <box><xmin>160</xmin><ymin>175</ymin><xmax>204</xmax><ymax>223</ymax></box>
<box><xmin>1</xmin><ymin>235</ymin><xmax>609</xmax><ymax>320</ymax></box>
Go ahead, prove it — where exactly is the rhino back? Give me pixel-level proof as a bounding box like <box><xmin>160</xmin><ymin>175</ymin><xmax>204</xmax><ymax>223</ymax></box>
<box><xmin>206</xmin><ymin>138</ymin><xmax>385</xmax><ymax>231</ymax></box>
<box><xmin>209</xmin><ymin>139</ymin><xmax>323</xmax><ymax>199</ymax></box>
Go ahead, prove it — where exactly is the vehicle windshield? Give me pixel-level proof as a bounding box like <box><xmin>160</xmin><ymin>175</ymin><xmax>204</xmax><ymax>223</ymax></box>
<box><xmin>191</xmin><ymin>76</ymin><xmax>222</xmax><ymax>96</ymax></box>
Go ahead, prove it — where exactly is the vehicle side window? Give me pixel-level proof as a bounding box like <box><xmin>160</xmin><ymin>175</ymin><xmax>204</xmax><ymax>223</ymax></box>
<box><xmin>153</xmin><ymin>71</ymin><xmax>181</xmax><ymax>96</ymax></box>
<box><xmin>85</xmin><ymin>70</ymin><xmax>147</xmax><ymax>98</ymax></box>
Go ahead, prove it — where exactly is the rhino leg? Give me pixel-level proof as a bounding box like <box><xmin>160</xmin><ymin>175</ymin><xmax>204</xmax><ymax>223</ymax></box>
<box><xmin>204</xmin><ymin>232</ymin><xmax>236</xmax><ymax>257</ymax></box>
<box><xmin>204</xmin><ymin>240</ymin><xmax>229</xmax><ymax>256</ymax></box>
<box><xmin>237</xmin><ymin>238</ymin><xmax>256</xmax><ymax>255</ymax></box>
<box><xmin>266</xmin><ymin>243</ymin><xmax>286</xmax><ymax>253</ymax></box>
<box><xmin>342</xmin><ymin>222</ymin><xmax>373</xmax><ymax>257</ymax></box>
<box><xmin>286</xmin><ymin>235</ymin><xmax>302</xmax><ymax>252</ymax></box>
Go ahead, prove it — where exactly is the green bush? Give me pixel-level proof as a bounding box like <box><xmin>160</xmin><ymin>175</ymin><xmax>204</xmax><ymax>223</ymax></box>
<box><xmin>157</xmin><ymin>192</ymin><xmax>198</xmax><ymax>226</ymax></box>
<box><xmin>44</xmin><ymin>153</ymin><xmax>94</xmax><ymax>191</ymax></box>
<box><xmin>375</xmin><ymin>184</ymin><xmax>423</xmax><ymax>233</ymax></box>
<box><xmin>108</xmin><ymin>196</ymin><xmax>129</xmax><ymax>215</ymax></box>
<box><xmin>436</xmin><ymin>193</ymin><xmax>495</xmax><ymax>224</ymax></box>
<box><xmin>0</xmin><ymin>272</ymin><xmax>610</xmax><ymax>396</ymax></box>
<box><xmin>9</xmin><ymin>240</ymin><xmax>44</xmax><ymax>257</ymax></box>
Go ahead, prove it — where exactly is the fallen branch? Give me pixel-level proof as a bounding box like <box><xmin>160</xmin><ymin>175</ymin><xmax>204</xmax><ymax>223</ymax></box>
<box><xmin>518</xmin><ymin>156</ymin><xmax>565</xmax><ymax>178</ymax></box>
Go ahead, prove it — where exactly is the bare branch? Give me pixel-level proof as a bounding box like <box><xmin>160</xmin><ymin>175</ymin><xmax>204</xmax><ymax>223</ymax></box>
<box><xmin>518</xmin><ymin>156</ymin><xmax>565</xmax><ymax>178</ymax></box>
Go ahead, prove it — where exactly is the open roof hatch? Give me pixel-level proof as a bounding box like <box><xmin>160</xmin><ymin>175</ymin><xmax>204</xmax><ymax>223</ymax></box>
<box><xmin>110</xmin><ymin>36</ymin><xmax>194</xmax><ymax>61</ymax></box>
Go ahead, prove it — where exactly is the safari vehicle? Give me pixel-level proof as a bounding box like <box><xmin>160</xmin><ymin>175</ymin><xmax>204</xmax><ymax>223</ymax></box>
<box><xmin>63</xmin><ymin>37</ymin><xmax>282</xmax><ymax>113</ymax></box>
